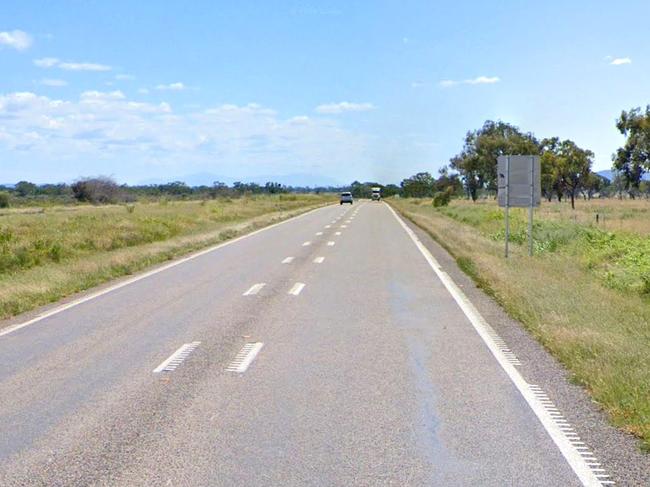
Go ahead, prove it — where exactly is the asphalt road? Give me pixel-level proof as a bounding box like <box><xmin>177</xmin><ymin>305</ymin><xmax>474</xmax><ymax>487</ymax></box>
<box><xmin>0</xmin><ymin>202</ymin><xmax>615</xmax><ymax>486</ymax></box>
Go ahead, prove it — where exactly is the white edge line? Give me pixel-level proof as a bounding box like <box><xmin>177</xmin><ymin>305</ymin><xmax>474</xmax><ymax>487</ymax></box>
<box><xmin>386</xmin><ymin>203</ymin><xmax>605</xmax><ymax>487</ymax></box>
<box><xmin>153</xmin><ymin>341</ymin><xmax>201</xmax><ymax>373</ymax></box>
<box><xmin>0</xmin><ymin>204</ymin><xmax>333</xmax><ymax>338</ymax></box>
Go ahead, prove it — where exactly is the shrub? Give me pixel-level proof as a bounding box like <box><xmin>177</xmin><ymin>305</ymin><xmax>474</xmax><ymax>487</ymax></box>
<box><xmin>279</xmin><ymin>194</ymin><xmax>298</xmax><ymax>201</ymax></box>
<box><xmin>432</xmin><ymin>187</ymin><xmax>453</xmax><ymax>207</ymax></box>
<box><xmin>0</xmin><ymin>192</ymin><xmax>9</xmax><ymax>208</ymax></box>
<box><xmin>71</xmin><ymin>176</ymin><xmax>121</xmax><ymax>204</ymax></box>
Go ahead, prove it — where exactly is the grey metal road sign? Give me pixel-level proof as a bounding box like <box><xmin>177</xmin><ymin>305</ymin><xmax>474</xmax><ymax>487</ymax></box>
<box><xmin>497</xmin><ymin>155</ymin><xmax>541</xmax><ymax>208</ymax></box>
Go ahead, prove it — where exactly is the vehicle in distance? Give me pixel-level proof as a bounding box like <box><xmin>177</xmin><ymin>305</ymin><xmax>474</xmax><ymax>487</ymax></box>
<box><xmin>340</xmin><ymin>192</ymin><xmax>353</xmax><ymax>204</ymax></box>
<box><xmin>371</xmin><ymin>187</ymin><xmax>381</xmax><ymax>201</ymax></box>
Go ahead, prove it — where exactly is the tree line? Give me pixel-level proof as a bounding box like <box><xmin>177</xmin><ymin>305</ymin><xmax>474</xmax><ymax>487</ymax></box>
<box><xmin>2</xmin><ymin>105</ymin><xmax>648</xmax><ymax>208</ymax></box>
<box><xmin>0</xmin><ymin>178</ymin><xmax>349</xmax><ymax>207</ymax></box>
<box><xmin>447</xmin><ymin>106</ymin><xmax>650</xmax><ymax>208</ymax></box>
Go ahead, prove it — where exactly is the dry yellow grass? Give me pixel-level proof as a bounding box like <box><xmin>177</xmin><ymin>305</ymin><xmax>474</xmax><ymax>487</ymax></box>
<box><xmin>390</xmin><ymin>197</ymin><xmax>650</xmax><ymax>451</ymax></box>
<box><xmin>464</xmin><ymin>197</ymin><xmax>650</xmax><ymax>235</ymax></box>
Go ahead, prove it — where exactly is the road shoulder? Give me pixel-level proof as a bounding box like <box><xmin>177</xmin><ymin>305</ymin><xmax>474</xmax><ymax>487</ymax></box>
<box><xmin>397</xmin><ymin>206</ymin><xmax>650</xmax><ymax>486</ymax></box>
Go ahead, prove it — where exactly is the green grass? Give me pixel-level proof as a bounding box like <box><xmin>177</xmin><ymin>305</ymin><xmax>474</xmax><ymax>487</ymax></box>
<box><xmin>390</xmin><ymin>197</ymin><xmax>650</xmax><ymax>451</ymax></box>
<box><xmin>0</xmin><ymin>195</ymin><xmax>333</xmax><ymax>320</ymax></box>
<box><xmin>432</xmin><ymin>201</ymin><xmax>650</xmax><ymax>296</ymax></box>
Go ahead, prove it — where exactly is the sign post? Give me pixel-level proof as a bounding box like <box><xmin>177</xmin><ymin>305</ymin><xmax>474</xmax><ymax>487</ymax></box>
<box><xmin>504</xmin><ymin>156</ymin><xmax>510</xmax><ymax>258</ymax></box>
<box><xmin>497</xmin><ymin>155</ymin><xmax>541</xmax><ymax>258</ymax></box>
<box><xmin>528</xmin><ymin>155</ymin><xmax>535</xmax><ymax>256</ymax></box>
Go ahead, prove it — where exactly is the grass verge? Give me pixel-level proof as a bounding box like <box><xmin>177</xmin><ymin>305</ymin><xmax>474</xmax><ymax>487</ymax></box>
<box><xmin>0</xmin><ymin>195</ymin><xmax>332</xmax><ymax>321</ymax></box>
<box><xmin>390</xmin><ymin>198</ymin><xmax>650</xmax><ymax>451</ymax></box>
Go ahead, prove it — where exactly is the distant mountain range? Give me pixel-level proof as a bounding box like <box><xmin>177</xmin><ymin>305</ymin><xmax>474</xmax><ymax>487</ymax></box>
<box><xmin>137</xmin><ymin>172</ymin><xmax>345</xmax><ymax>188</ymax></box>
<box><xmin>597</xmin><ymin>170</ymin><xmax>650</xmax><ymax>181</ymax></box>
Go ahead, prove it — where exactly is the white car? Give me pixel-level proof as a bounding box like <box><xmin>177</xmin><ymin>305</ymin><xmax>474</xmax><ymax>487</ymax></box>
<box><xmin>340</xmin><ymin>192</ymin><xmax>353</xmax><ymax>204</ymax></box>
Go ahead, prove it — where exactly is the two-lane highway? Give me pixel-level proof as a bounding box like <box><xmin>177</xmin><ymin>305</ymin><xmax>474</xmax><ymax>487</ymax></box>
<box><xmin>0</xmin><ymin>201</ymin><xmax>609</xmax><ymax>486</ymax></box>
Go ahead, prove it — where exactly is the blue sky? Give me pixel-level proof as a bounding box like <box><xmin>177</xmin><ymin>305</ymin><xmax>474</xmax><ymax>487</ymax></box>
<box><xmin>1</xmin><ymin>0</ymin><xmax>648</xmax><ymax>185</ymax></box>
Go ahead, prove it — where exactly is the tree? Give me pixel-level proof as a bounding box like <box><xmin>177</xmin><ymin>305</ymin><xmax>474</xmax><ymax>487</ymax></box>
<box><xmin>15</xmin><ymin>181</ymin><xmax>37</xmax><ymax>197</ymax></box>
<box><xmin>349</xmin><ymin>181</ymin><xmax>376</xmax><ymax>198</ymax></box>
<box><xmin>400</xmin><ymin>172</ymin><xmax>435</xmax><ymax>197</ymax></box>
<box><xmin>582</xmin><ymin>173</ymin><xmax>608</xmax><ymax>200</ymax></box>
<box><xmin>555</xmin><ymin>140</ymin><xmax>594</xmax><ymax>209</ymax></box>
<box><xmin>540</xmin><ymin>137</ymin><xmax>561</xmax><ymax>201</ymax></box>
<box><xmin>613</xmin><ymin>106</ymin><xmax>650</xmax><ymax>198</ymax></box>
<box><xmin>434</xmin><ymin>165</ymin><xmax>463</xmax><ymax>195</ymax></box>
<box><xmin>209</xmin><ymin>181</ymin><xmax>229</xmax><ymax>198</ymax></box>
<box><xmin>157</xmin><ymin>181</ymin><xmax>191</xmax><ymax>196</ymax></box>
<box><xmin>71</xmin><ymin>176</ymin><xmax>121</xmax><ymax>204</ymax></box>
<box><xmin>264</xmin><ymin>182</ymin><xmax>286</xmax><ymax>194</ymax></box>
<box><xmin>382</xmin><ymin>184</ymin><xmax>401</xmax><ymax>197</ymax></box>
<box><xmin>450</xmin><ymin>120</ymin><xmax>539</xmax><ymax>201</ymax></box>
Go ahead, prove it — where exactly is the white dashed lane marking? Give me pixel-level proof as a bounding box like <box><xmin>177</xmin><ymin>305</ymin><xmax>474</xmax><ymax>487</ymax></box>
<box><xmin>288</xmin><ymin>282</ymin><xmax>306</xmax><ymax>295</ymax></box>
<box><xmin>340</xmin><ymin>225</ymin><xmax>347</xmax><ymax>228</ymax></box>
<box><xmin>153</xmin><ymin>341</ymin><xmax>201</xmax><ymax>373</ymax></box>
<box><xmin>302</xmin><ymin>241</ymin><xmax>311</xmax><ymax>246</ymax></box>
<box><xmin>243</xmin><ymin>283</ymin><xmax>266</xmax><ymax>296</ymax></box>
<box><xmin>282</xmin><ymin>257</ymin><xmax>294</xmax><ymax>264</ymax></box>
<box><xmin>335</xmin><ymin>231</ymin><xmax>342</xmax><ymax>235</ymax></box>
<box><xmin>327</xmin><ymin>241</ymin><xmax>336</xmax><ymax>246</ymax></box>
<box><xmin>313</xmin><ymin>256</ymin><xmax>325</xmax><ymax>264</ymax></box>
<box><xmin>226</xmin><ymin>342</ymin><xmax>264</xmax><ymax>373</ymax></box>
<box><xmin>325</xmin><ymin>225</ymin><xmax>331</xmax><ymax>228</ymax></box>
<box><xmin>315</xmin><ymin>231</ymin><xmax>323</xmax><ymax>236</ymax></box>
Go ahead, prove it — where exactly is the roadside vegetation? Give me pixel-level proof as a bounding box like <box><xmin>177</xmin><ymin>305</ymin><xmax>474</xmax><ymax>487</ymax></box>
<box><xmin>390</xmin><ymin>197</ymin><xmax>650</xmax><ymax>451</ymax></box>
<box><xmin>0</xmin><ymin>194</ymin><xmax>332</xmax><ymax>321</ymax></box>
<box><xmin>386</xmin><ymin>105</ymin><xmax>650</xmax><ymax>449</ymax></box>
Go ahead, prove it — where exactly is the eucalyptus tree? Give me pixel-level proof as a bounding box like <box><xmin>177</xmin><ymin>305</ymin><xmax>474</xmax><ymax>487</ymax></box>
<box><xmin>613</xmin><ymin>105</ymin><xmax>650</xmax><ymax>198</ymax></box>
<box><xmin>450</xmin><ymin>120</ymin><xmax>539</xmax><ymax>201</ymax></box>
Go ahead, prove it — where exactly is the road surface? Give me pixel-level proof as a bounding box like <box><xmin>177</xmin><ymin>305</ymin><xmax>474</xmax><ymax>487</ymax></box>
<box><xmin>0</xmin><ymin>202</ymin><xmax>611</xmax><ymax>486</ymax></box>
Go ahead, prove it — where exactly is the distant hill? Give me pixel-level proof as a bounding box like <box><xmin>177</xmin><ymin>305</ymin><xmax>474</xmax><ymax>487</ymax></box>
<box><xmin>597</xmin><ymin>170</ymin><xmax>614</xmax><ymax>181</ymax></box>
<box><xmin>597</xmin><ymin>170</ymin><xmax>650</xmax><ymax>181</ymax></box>
<box><xmin>137</xmin><ymin>172</ymin><xmax>344</xmax><ymax>188</ymax></box>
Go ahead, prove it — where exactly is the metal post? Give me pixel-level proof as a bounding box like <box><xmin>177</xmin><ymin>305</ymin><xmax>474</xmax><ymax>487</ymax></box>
<box><xmin>528</xmin><ymin>155</ymin><xmax>534</xmax><ymax>256</ymax></box>
<box><xmin>505</xmin><ymin>156</ymin><xmax>510</xmax><ymax>258</ymax></box>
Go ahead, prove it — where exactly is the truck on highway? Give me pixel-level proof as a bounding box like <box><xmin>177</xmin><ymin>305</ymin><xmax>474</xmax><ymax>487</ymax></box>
<box><xmin>371</xmin><ymin>187</ymin><xmax>381</xmax><ymax>201</ymax></box>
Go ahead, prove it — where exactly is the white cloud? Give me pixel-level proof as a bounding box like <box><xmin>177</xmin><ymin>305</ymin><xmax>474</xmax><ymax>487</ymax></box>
<box><xmin>40</xmin><ymin>79</ymin><xmax>67</xmax><ymax>87</ymax></box>
<box><xmin>411</xmin><ymin>81</ymin><xmax>426</xmax><ymax>88</ymax></box>
<box><xmin>288</xmin><ymin>115</ymin><xmax>310</xmax><ymax>124</ymax></box>
<box><xmin>610</xmin><ymin>57</ymin><xmax>631</xmax><ymax>65</ymax></box>
<box><xmin>59</xmin><ymin>61</ymin><xmax>111</xmax><ymax>71</ymax></box>
<box><xmin>138</xmin><ymin>88</ymin><xmax>150</xmax><ymax>95</ymax></box>
<box><xmin>315</xmin><ymin>101</ymin><xmax>375</xmax><ymax>114</ymax></box>
<box><xmin>80</xmin><ymin>90</ymin><xmax>126</xmax><ymax>101</ymax></box>
<box><xmin>33</xmin><ymin>58</ymin><xmax>111</xmax><ymax>71</ymax></box>
<box><xmin>466</xmin><ymin>76</ymin><xmax>500</xmax><ymax>84</ymax></box>
<box><xmin>0</xmin><ymin>30</ymin><xmax>32</xmax><ymax>50</ymax></box>
<box><xmin>440</xmin><ymin>75</ymin><xmax>500</xmax><ymax>88</ymax></box>
<box><xmin>0</xmin><ymin>91</ymin><xmax>369</xmax><ymax>182</ymax></box>
<box><xmin>155</xmin><ymin>82</ymin><xmax>185</xmax><ymax>91</ymax></box>
<box><xmin>34</xmin><ymin>57</ymin><xmax>59</xmax><ymax>68</ymax></box>
<box><xmin>115</xmin><ymin>74</ymin><xmax>135</xmax><ymax>81</ymax></box>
